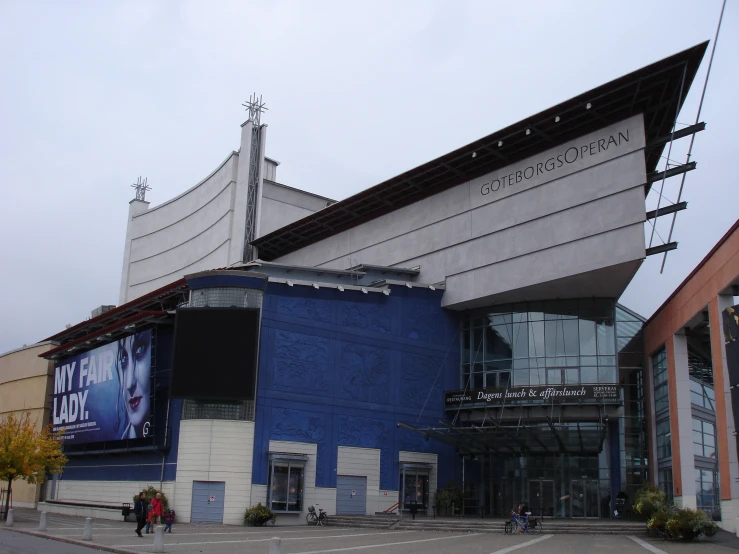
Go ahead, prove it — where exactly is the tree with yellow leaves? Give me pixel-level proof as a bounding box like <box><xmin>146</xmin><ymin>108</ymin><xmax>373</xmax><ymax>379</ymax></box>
<box><xmin>0</xmin><ymin>412</ymin><xmax>67</xmax><ymax>519</ymax></box>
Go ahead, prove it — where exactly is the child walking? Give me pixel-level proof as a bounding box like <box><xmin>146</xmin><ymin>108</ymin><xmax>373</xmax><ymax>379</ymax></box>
<box><xmin>164</xmin><ymin>509</ymin><xmax>175</xmax><ymax>533</ymax></box>
<box><xmin>145</xmin><ymin>504</ymin><xmax>153</xmax><ymax>534</ymax></box>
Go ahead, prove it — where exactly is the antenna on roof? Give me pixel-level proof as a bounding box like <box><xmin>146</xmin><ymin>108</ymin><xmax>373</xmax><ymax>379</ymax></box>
<box><xmin>131</xmin><ymin>176</ymin><xmax>151</xmax><ymax>201</ymax></box>
<box><xmin>242</xmin><ymin>93</ymin><xmax>268</xmax><ymax>126</ymax></box>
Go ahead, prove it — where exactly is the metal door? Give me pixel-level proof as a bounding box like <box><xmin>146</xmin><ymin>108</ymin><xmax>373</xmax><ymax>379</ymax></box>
<box><xmin>191</xmin><ymin>481</ymin><xmax>226</xmax><ymax>523</ymax></box>
<box><xmin>336</xmin><ymin>475</ymin><xmax>367</xmax><ymax>515</ymax></box>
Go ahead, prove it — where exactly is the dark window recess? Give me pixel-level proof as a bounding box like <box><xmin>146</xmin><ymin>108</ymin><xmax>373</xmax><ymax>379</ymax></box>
<box><xmin>171</xmin><ymin>308</ymin><xmax>260</xmax><ymax>400</ymax></box>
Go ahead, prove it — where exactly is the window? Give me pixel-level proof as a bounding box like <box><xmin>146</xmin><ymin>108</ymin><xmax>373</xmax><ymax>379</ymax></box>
<box><xmin>652</xmin><ymin>348</ymin><xmax>669</xmax><ymax>414</ymax></box>
<box><xmin>460</xmin><ymin>299</ymin><xmax>617</xmax><ymax>388</ymax></box>
<box><xmin>693</xmin><ymin>418</ymin><xmax>716</xmax><ymax>459</ymax></box>
<box><xmin>695</xmin><ymin>469</ymin><xmax>719</xmax><ymax>517</ymax></box>
<box><xmin>690</xmin><ymin>380</ymin><xmax>715</xmax><ymax>412</ymax></box>
<box><xmin>658</xmin><ymin>468</ymin><xmax>673</xmax><ymax>501</ymax></box>
<box><xmin>268</xmin><ymin>456</ymin><xmax>306</xmax><ymax>512</ymax></box>
<box><xmin>656</xmin><ymin>419</ymin><xmax>672</xmax><ymax>460</ymax></box>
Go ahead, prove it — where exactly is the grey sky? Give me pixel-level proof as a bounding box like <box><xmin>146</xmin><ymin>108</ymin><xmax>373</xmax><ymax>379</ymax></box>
<box><xmin>0</xmin><ymin>0</ymin><xmax>736</xmax><ymax>353</ymax></box>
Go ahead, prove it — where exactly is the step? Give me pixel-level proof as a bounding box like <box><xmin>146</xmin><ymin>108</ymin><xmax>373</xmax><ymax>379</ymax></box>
<box><xmin>327</xmin><ymin>516</ymin><xmax>645</xmax><ymax>535</ymax></box>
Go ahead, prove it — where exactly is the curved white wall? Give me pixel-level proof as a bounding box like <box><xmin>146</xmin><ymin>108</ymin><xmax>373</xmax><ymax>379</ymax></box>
<box><xmin>120</xmin><ymin>152</ymin><xmax>243</xmax><ymax>303</ymax></box>
<box><xmin>118</xmin><ymin>121</ymin><xmax>335</xmax><ymax>304</ymax></box>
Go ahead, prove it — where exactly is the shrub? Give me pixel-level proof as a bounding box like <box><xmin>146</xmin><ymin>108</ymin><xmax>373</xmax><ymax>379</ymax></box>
<box><xmin>133</xmin><ymin>486</ymin><xmax>169</xmax><ymax>511</ymax></box>
<box><xmin>664</xmin><ymin>508</ymin><xmax>717</xmax><ymax>541</ymax></box>
<box><xmin>634</xmin><ymin>484</ymin><xmax>668</xmax><ymax>521</ymax></box>
<box><xmin>435</xmin><ymin>482</ymin><xmax>463</xmax><ymax>516</ymax></box>
<box><xmin>244</xmin><ymin>503</ymin><xmax>276</xmax><ymax>526</ymax></box>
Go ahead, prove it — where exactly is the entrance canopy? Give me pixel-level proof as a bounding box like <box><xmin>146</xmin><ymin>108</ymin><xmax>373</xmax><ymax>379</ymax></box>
<box><xmin>399</xmin><ymin>418</ymin><xmax>608</xmax><ymax>456</ymax></box>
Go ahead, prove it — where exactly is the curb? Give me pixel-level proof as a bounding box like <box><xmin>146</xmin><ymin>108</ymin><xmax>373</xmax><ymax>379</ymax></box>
<box><xmin>0</xmin><ymin>526</ymin><xmax>136</xmax><ymax>554</ymax></box>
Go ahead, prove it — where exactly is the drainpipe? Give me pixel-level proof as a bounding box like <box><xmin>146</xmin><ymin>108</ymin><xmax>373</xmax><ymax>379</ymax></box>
<box><xmin>159</xmin><ymin>399</ymin><xmax>171</xmax><ymax>489</ymax></box>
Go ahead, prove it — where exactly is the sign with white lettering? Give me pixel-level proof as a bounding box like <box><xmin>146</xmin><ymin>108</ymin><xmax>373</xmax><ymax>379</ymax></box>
<box><xmin>444</xmin><ymin>385</ymin><xmax>620</xmax><ymax>409</ymax></box>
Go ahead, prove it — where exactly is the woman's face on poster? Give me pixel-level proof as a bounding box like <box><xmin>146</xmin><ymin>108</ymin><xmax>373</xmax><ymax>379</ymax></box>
<box><xmin>120</xmin><ymin>332</ymin><xmax>151</xmax><ymax>432</ymax></box>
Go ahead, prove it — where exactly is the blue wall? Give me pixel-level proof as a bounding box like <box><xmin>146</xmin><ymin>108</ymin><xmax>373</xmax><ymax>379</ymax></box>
<box><xmin>252</xmin><ymin>283</ymin><xmax>461</xmax><ymax>491</ymax></box>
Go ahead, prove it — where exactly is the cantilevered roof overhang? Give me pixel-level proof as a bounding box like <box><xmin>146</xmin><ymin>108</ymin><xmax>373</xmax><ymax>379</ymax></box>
<box><xmin>399</xmin><ymin>419</ymin><xmax>608</xmax><ymax>456</ymax></box>
<box><xmin>253</xmin><ymin>42</ymin><xmax>708</xmax><ymax>262</ymax></box>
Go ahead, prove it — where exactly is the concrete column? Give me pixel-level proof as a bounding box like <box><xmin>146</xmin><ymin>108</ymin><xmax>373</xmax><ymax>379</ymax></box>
<box><xmin>713</xmin><ymin>295</ymin><xmax>739</xmax><ymax>529</ymax></box>
<box><xmin>153</xmin><ymin>525</ymin><xmax>165</xmax><ymax>553</ymax></box>
<box><xmin>228</xmin><ymin>120</ymin><xmax>254</xmax><ymax>265</ymax></box>
<box><xmin>668</xmin><ymin>332</ymin><xmax>697</xmax><ymax>508</ymax></box>
<box><xmin>269</xmin><ymin>537</ymin><xmax>282</xmax><ymax>554</ymax></box>
<box><xmin>118</xmin><ymin>199</ymin><xmax>149</xmax><ymax>304</ymax></box>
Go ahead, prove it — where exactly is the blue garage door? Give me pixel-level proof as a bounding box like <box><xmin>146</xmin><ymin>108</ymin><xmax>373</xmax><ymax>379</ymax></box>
<box><xmin>336</xmin><ymin>476</ymin><xmax>367</xmax><ymax>515</ymax></box>
<box><xmin>191</xmin><ymin>481</ymin><xmax>226</xmax><ymax>523</ymax></box>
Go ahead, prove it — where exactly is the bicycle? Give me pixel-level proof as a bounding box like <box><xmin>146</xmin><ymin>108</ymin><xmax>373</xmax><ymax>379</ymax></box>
<box><xmin>504</xmin><ymin>511</ymin><xmax>542</xmax><ymax>535</ymax></box>
<box><xmin>306</xmin><ymin>504</ymin><xmax>329</xmax><ymax>526</ymax></box>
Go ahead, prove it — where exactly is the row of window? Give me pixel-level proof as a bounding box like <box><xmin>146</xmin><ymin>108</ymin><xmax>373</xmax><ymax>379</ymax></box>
<box><xmin>462</xmin><ymin>319</ymin><xmax>615</xmax><ymax>364</ymax></box>
<box><xmin>461</xmin><ymin>366</ymin><xmax>618</xmax><ymax>389</ymax></box>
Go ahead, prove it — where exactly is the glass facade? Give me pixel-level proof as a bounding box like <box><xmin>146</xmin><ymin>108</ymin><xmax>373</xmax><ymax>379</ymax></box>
<box><xmin>461</xmin><ymin>299</ymin><xmax>617</xmax><ymax>389</ymax></box>
<box><xmin>617</xmin><ymin>306</ymin><xmax>648</xmax><ymax>501</ymax></box>
<box><xmin>455</xmin><ymin>300</ymin><xmax>647</xmax><ymax>518</ymax></box>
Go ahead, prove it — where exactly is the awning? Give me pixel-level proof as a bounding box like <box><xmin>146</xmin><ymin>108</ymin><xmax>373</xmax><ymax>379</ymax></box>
<box><xmin>399</xmin><ymin>417</ymin><xmax>608</xmax><ymax>456</ymax></box>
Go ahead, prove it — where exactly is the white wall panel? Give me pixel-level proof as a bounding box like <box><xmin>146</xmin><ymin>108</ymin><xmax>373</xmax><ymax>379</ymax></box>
<box><xmin>174</xmin><ymin>420</ymin><xmax>255</xmax><ymax>525</ymax></box>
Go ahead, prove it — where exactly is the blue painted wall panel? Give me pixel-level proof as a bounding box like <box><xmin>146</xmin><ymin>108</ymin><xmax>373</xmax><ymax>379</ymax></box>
<box><xmin>253</xmin><ymin>283</ymin><xmax>460</xmax><ymax>492</ymax></box>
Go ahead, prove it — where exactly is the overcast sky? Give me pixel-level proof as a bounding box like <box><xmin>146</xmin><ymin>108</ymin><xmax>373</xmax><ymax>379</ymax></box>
<box><xmin>0</xmin><ymin>0</ymin><xmax>736</xmax><ymax>354</ymax></box>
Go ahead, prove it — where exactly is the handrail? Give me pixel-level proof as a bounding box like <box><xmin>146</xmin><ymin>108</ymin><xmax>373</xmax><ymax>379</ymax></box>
<box><xmin>383</xmin><ymin>501</ymin><xmax>404</xmax><ymax>513</ymax></box>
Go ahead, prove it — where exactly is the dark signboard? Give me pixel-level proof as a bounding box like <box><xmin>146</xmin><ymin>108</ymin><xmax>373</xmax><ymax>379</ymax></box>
<box><xmin>445</xmin><ymin>384</ymin><xmax>621</xmax><ymax>409</ymax></box>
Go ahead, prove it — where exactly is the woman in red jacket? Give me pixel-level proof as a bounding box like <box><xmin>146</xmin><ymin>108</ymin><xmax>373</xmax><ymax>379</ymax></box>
<box><xmin>150</xmin><ymin>493</ymin><xmax>164</xmax><ymax>525</ymax></box>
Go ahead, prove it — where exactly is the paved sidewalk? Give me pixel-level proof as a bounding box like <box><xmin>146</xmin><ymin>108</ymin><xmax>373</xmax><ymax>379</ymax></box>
<box><xmin>2</xmin><ymin>508</ymin><xmax>739</xmax><ymax>554</ymax></box>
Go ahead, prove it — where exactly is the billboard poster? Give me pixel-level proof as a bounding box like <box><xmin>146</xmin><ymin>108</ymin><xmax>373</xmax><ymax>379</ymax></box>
<box><xmin>52</xmin><ymin>329</ymin><xmax>152</xmax><ymax>445</ymax></box>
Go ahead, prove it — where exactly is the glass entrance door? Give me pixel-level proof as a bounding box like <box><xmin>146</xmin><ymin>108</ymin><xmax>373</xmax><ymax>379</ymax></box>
<box><xmin>528</xmin><ymin>480</ymin><xmax>555</xmax><ymax>517</ymax></box>
<box><xmin>571</xmin><ymin>480</ymin><xmax>599</xmax><ymax>518</ymax></box>
<box><xmin>400</xmin><ymin>468</ymin><xmax>429</xmax><ymax>513</ymax></box>
<box><xmin>585</xmin><ymin>479</ymin><xmax>599</xmax><ymax>518</ymax></box>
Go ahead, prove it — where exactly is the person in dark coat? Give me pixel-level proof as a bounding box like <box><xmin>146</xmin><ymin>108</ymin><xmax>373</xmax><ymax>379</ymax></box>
<box><xmin>133</xmin><ymin>492</ymin><xmax>147</xmax><ymax>537</ymax></box>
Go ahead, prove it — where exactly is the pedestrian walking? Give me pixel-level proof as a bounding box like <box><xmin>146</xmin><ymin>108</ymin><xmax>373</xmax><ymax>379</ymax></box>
<box><xmin>150</xmin><ymin>492</ymin><xmax>164</xmax><ymax>525</ymax></box>
<box><xmin>133</xmin><ymin>492</ymin><xmax>147</xmax><ymax>538</ymax></box>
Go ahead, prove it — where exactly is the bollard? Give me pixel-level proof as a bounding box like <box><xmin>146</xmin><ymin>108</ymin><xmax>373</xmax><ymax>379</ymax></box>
<box><xmin>5</xmin><ymin>509</ymin><xmax>13</xmax><ymax>527</ymax></box>
<box><xmin>153</xmin><ymin>524</ymin><xmax>165</xmax><ymax>553</ymax></box>
<box><xmin>269</xmin><ymin>537</ymin><xmax>282</xmax><ymax>554</ymax></box>
<box><xmin>82</xmin><ymin>517</ymin><xmax>92</xmax><ymax>540</ymax></box>
<box><xmin>38</xmin><ymin>511</ymin><xmax>47</xmax><ymax>532</ymax></box>
<box><xmin>735</xmin><ymin>517</ymin><xmax>739</xmax><ymax>538</ymax></box>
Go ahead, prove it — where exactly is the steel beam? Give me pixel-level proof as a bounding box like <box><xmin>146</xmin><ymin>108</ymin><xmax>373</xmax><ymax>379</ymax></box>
<box><xmin>646</xmin><ymin>162</ymin><xmax>696</xmax><ymax>183</ymax></box>
<box><xmin>646</xmin><ymin>202</ymin><xmax>688</xmax><ymax>220</ymax></box>
<box><xmin>647</xmin><ymin>122</ymin><xmax>706</xmax><ymax>148</ymax></box>
<box><xmin>646</xmin><ymin>242</ymin><xmax>678</xmax><ymax>256</ymax></box>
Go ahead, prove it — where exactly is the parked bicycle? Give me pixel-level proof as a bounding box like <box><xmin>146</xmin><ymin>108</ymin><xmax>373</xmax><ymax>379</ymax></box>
<box><xmin>504</xmin><ymin>510</ymin><xmax>542</xmax><ymax>535</ymax></box>
<box><xmin>306</xmin><ymin>504</ymin><xmax>329</xmax><ymax>526</ymax></box>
